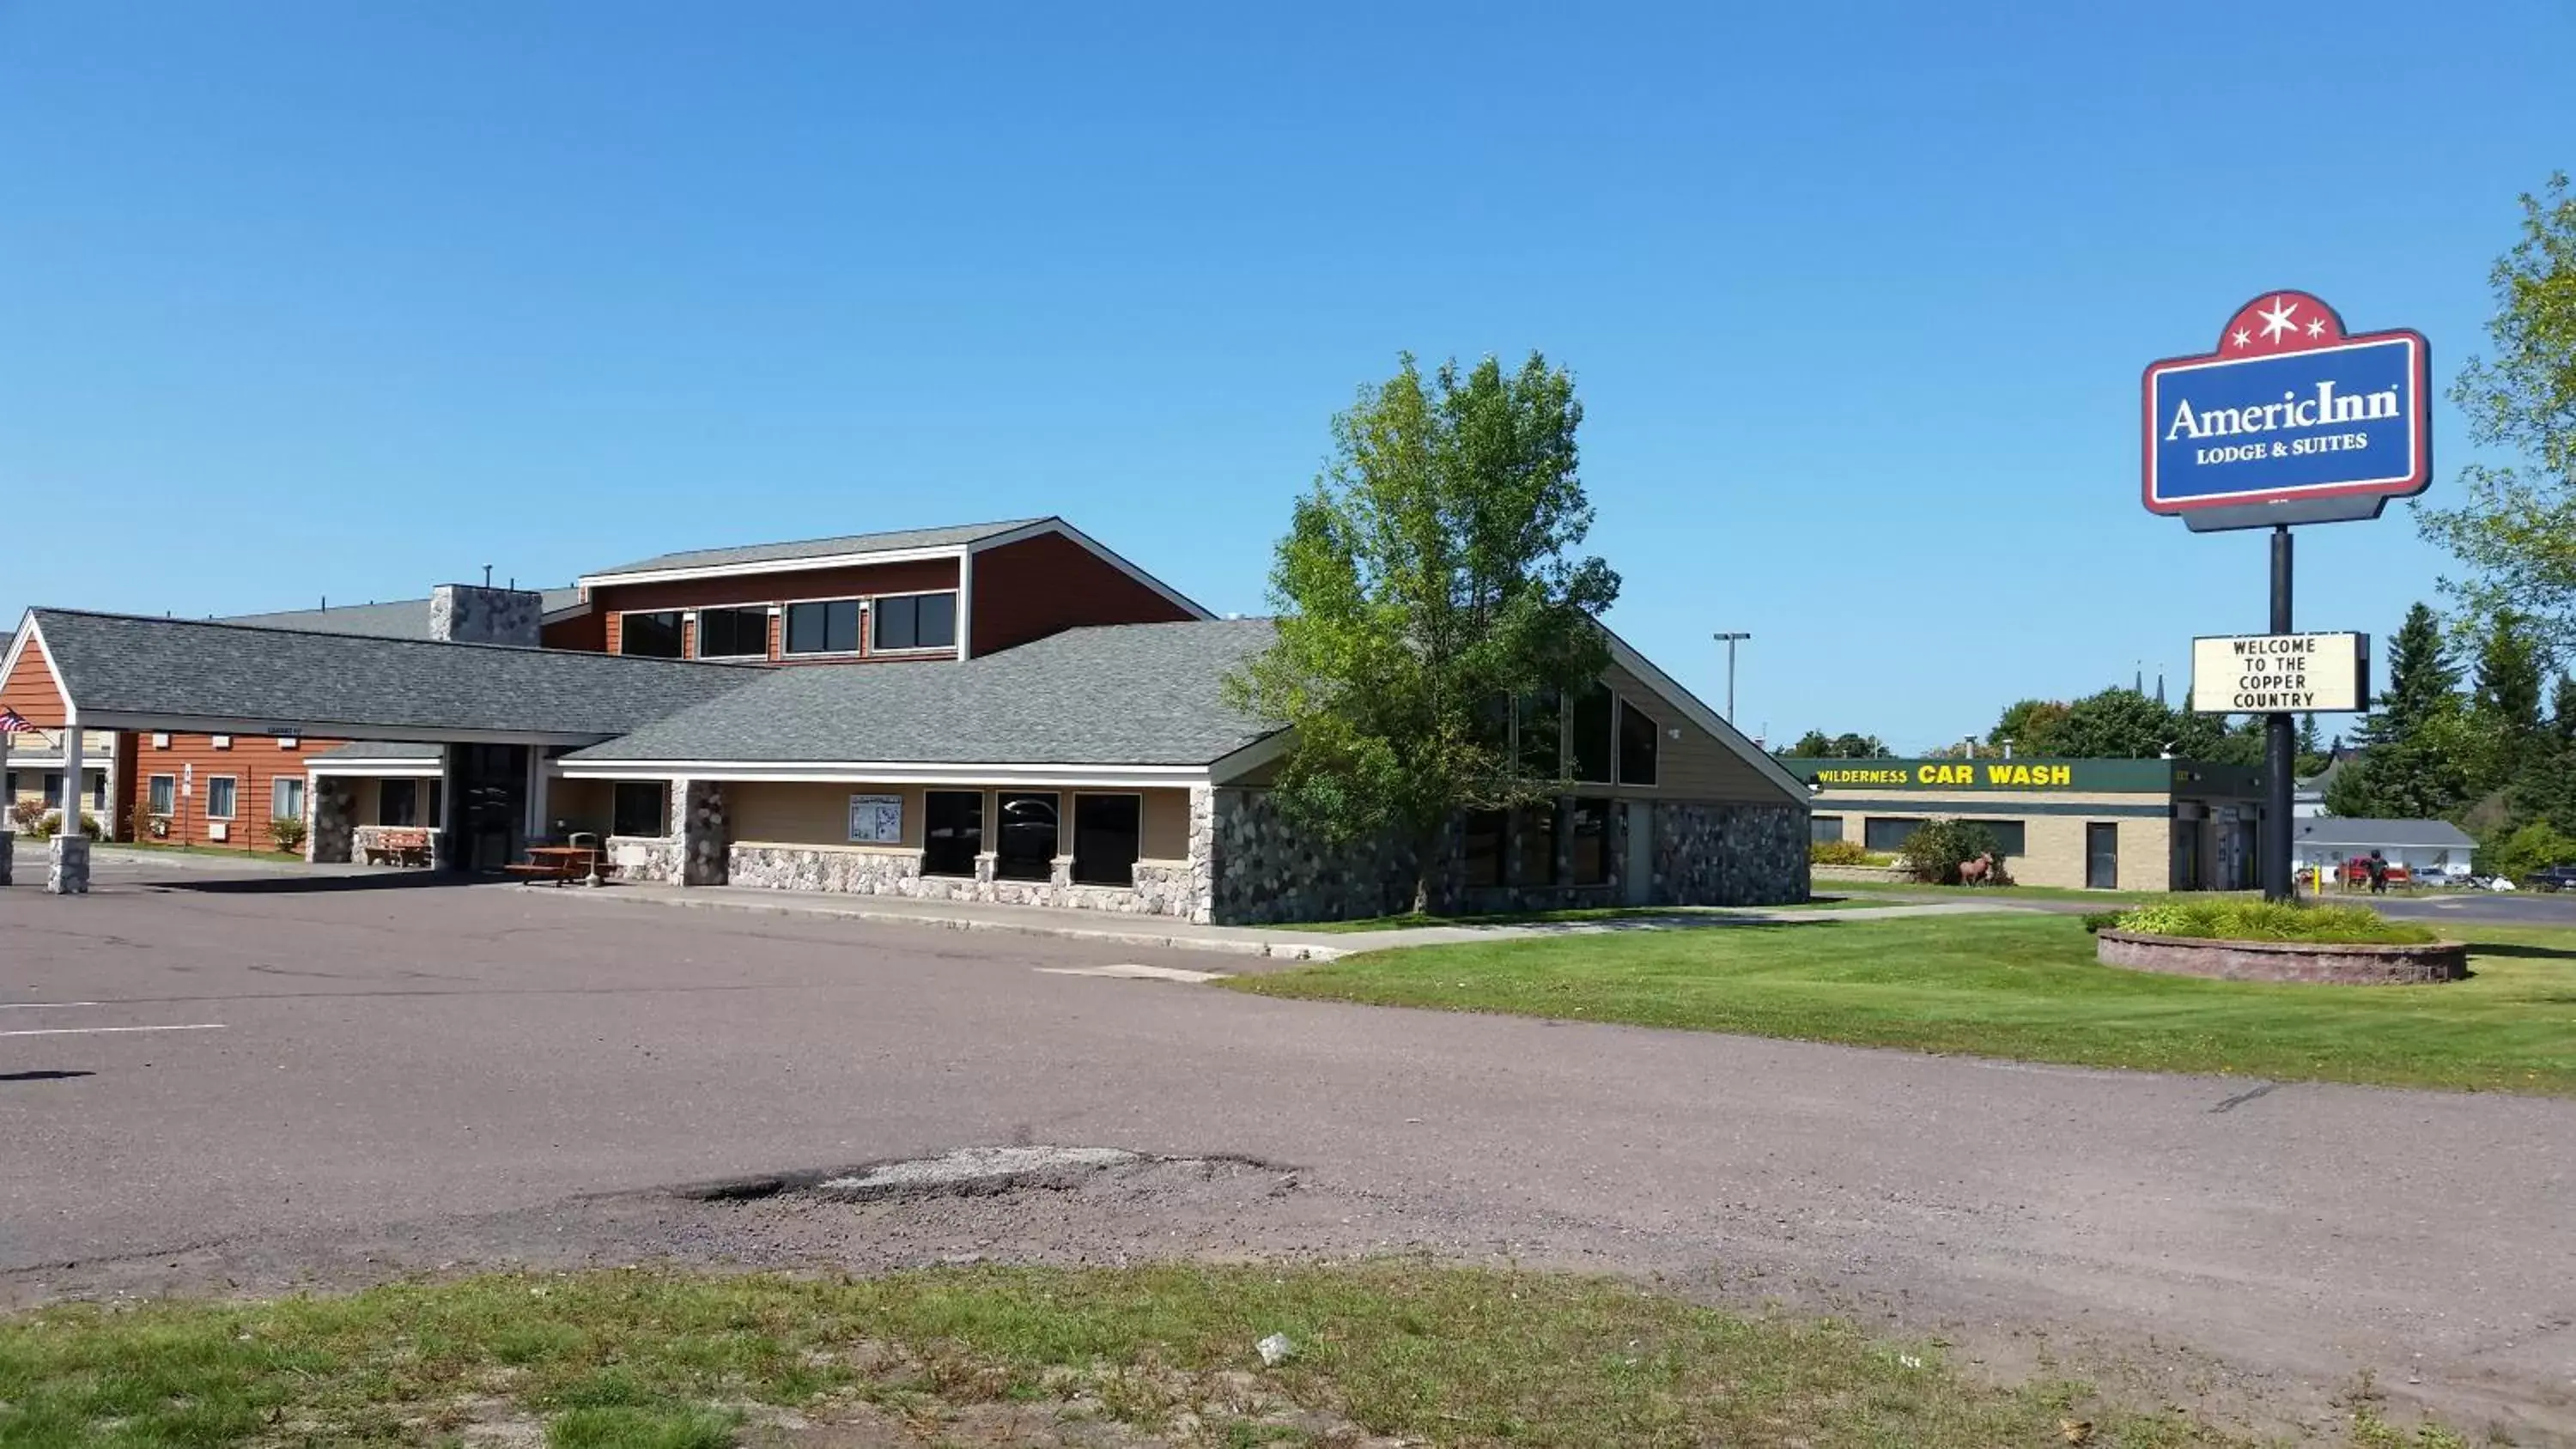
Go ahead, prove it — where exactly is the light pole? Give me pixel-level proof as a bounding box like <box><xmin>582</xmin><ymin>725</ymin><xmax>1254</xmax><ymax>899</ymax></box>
<box><xmin>1712</xmin><ymin>632</ymin><xmax>1751</xmax><ymax>722</ymax></box>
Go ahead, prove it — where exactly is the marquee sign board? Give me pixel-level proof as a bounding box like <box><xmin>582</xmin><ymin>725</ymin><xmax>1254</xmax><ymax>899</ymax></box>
<box><xmin>2142</xmin><ymin>292</ymin><xmax>2430</xmax><ymax>531</ymax></box>
<box><xmin>2190</xmin><ymin>632</ymin><xmax>2369</xmax><ymax>713</ymax></box>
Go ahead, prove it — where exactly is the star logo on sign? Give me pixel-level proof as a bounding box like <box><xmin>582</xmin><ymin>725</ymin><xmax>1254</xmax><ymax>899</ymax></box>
<box><xmin>2231</xmin><ymin>328</ymin><xmax>2252</xmax><ymax>349</ymax></box>
<box><xmin>2257</xmin><ymin>295</ymin><xmax>2300</xmax><ymax>343</ymax></box>
<box><xmin>2306</xmin><ymin>317</ymin><xmax>2327</xmax><ymax>339</ymax></box>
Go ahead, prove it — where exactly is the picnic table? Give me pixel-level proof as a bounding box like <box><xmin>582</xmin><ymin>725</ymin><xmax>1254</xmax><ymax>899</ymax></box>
<box><xmin>506</xmin><ymin>845</ymin><xmax>613</xmax><ymax>886</ymax></box>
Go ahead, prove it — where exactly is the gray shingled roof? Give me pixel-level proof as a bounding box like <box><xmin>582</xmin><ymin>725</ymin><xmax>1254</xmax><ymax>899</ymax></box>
<box><xmin>308</xmin><ymin>740</ymin><xmax>441</xmax><ymax>763</ymax></box>
<box><xmin>2292</xmin><ymin>817</ymin><xmax>2476</xmax><ymax>850</ymax></box>
<box><xmin>567</xmin><ymin>618</ymin><xmax>1281</xmax><ymax>767</ymax></box>
<box><xmin>222</xmin><ymin>588</ymin><xmax>586</xmax><ymax>640</ymax></box>
<box><xmin>27</xmin><ymin>609</ymin><xmax>759</xmax><ymax>742</ymax></box>
<box><xmin>585</xmin><ymin>519</ymin><xmax>1044</xmax><ymax>580</ymax></box>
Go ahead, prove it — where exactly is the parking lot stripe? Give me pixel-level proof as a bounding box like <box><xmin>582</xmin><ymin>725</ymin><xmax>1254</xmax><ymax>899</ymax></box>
<box><xmin>0</xmin><ymin>1024</ymin><xmax>226</xmax><ymax>1039</ymax></box>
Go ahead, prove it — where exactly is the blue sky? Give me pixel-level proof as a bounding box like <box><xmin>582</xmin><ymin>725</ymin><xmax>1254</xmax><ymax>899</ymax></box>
<box><xmin>3</xmin><ymin>2</ymin><xmax>2568</xmax><ymax>750</ymax></box>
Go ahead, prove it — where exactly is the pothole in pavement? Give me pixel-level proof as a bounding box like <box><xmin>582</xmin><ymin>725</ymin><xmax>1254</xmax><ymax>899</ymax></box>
<box><xmin>672</xmin><ymin>1146</ymin><xmax>1282</xmax><ymax>1206</ymax></box>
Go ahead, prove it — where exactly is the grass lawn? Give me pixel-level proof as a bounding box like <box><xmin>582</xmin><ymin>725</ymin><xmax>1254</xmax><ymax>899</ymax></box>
<box><xmin>1296</xmin><ymin>899</ymin><xmax>1883</xmax><ymax>933</ymax></box>
<box><xmin>99</xmin><ymin>841</ymin><xmax>303</xmax><ymax>863</ymax></box>
<box><xmin>1820</xmin><ymin>877</ymin><xmax>2254</xmax><ymax>906</ymax></box>
<box><xmin>0</xmin><ymin>1264</ymin><xmax>2459</xmax><ymax>1448</ymax></box>
<box><xmin>1231</xmin><ymin>913</ymin><xmax>2576</xmax><ymax>1096</ymax></box>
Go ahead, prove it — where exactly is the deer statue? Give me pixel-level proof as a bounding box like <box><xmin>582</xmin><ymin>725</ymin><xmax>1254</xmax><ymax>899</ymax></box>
<box><xmin>1957</xmin><ymin>852</ymin><xmax>1996</xmax><ymax>887</ymax></box>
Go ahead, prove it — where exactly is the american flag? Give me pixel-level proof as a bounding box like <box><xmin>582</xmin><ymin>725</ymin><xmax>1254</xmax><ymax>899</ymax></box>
<box><xmin>0</xmin><ymin>706</ymin><xmax>40</xmax><ymax>735</ymax></box>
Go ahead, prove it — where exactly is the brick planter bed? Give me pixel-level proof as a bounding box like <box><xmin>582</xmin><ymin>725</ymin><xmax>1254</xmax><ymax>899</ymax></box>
<box><xmin>2096</xmin><ymin>930</ymin><xmax>2469</xmax><ymax>985</ymax></box>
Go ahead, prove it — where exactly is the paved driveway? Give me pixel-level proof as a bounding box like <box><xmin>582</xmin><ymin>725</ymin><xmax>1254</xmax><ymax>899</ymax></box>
<box><xmin>3</xmin><ymin>862</ymin><xmax>2572</xmax><ymax>1434</ymax></box>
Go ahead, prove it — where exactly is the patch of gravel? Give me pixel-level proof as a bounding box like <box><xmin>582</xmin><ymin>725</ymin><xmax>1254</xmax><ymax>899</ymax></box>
<box><xmin>816</xmin><ymin>1146</ymin><xmax>1151</xmax><ymax>1201</ymax></box>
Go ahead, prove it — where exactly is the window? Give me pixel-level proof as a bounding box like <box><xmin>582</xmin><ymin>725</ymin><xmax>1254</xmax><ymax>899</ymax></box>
<box><xmin>428</xmin><ymin>780</ymin><xmax>444</xmax><ymax>830</ymax></box>
<box><xmin>995</xmin><ymin>792</ymin><xmax>1060</xmax><ymax>881</ymax></box>
<box><xmin>1811</xmin><ymin>815</ymin><xmax>1844</xmax><ymax>844</ymax></box>
<box><xmin>612</xmin><ymin>781</ymin><xmax>668</xmax><ymax>837</ymax></box>
<box><xmin>785</xmin><ymin>599</ymin><xmax>860</xmax><ymax>655</ymax></box>
<box><xmin>41</xmin><ymin>773</ymin><xmax>62</xmax><ymax>809</ymax></box>
<box><xmin>148</xmin><ymin>774</ymin><xmax>176</xmax><ymax>815</ymax></box>
<box><xmin>88</xmin><ymin>774</ymin><xmax>106</xmax><ymax>810</ymax></box>
<box><xmin>695</xmin><ymin>606</ymin><xmax>769</xmax><ymax>658</ymax></box>
<box><xmin>1617</xmin><ymin>700</ymin><xmax>1661</xmax><ymax>786</ymax></box>
<box><xmin>272</xmin><ymin>777</ymin><xmax>306</xmax><ymax>822</ymax></box>
<box><xmin>872</xmin><ymin>591</ymin><xmax>957</xmax><ymax>652</ymax></box>
<box><xmin>206</xmin><ymin>776</ymin><xmax>240</xmax><ymax>820</ymax></box>
<box><xmin>924</xmin><ymin>791</ymin><xmax>983</xmax><ymax>876</ymax></box>
<box><xmin>1569</xmin><ymin>686</ymin><xmax>1614</xmax><ymax>784</ymax></box>
<box><xmin>1461</xmin><ymin>808</ymin><xmax>1508</xmax><ymax>887</ymax></box>
<box><xmin>1974</xmin><ymin>820</ymin><xmax>2026</xmax><ymax>856</ymax></box>
<box><xmin>1072</xmin><ymin>794</ymin><xmax>1141</xmax><ymax>887</ymax></box>
<box><xmin>1864</xmin><ymin>816</ymin><xmax>1925</xmax><ymax>852</ymax></box>
<box><xmin>621</xmin><ymin>610</ymin><xmax>684</xmax><ymax>658</ymax></box>
<box><xmin>1571</xmin><ymin>797</ymin><xmax>1610</xmax><ymax>886</ymax></box>
<box><xmin>1516</xmin><ymin>689</ymin><xmax>1563</xmax><ymax>779</ymax></box>
<box><xmin>380</xmin><ymin>779</ymin><xmax>419</xmax><ymax>828</ymax></box>
<box><xmin>1515</xmin><ymin>801</ymin><xmax>1559</xmax><ymax>885</ymax></box>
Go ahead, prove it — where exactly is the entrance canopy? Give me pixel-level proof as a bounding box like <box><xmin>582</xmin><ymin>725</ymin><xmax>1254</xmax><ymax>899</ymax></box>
<box><xmin>3</xmin><ymin>609</ymin><xmax>756</xmax><ymax>745</ymax></box>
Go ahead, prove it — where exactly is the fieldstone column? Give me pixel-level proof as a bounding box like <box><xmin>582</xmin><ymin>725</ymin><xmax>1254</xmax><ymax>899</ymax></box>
<box><xmin>682</xmin><ymin>779</ymin><xmax>728</xmax><ymax>886</ymax></box>
<box><xmin>0</xmin><ymin>731</ymin><xmax>11</xmax><ymax>886</ymax></box>
<box><xmin>308</xmin><ymin>778</ymin><xmax>356</xmax><ymax>864</ymax></box>
<box><xmin>1184</xmin><ymin>785</ymin><xmax>1215</xmax><ymax>925</ymax></box>
<box><xmin>47</xmin><ymin>716</ymin><xmax>88</xmax><ymax>894</ymax></box>
<box><xmin>0</xmin><ymin>831</ymin><xmax>14</xmax><ymax>888</ymax></box>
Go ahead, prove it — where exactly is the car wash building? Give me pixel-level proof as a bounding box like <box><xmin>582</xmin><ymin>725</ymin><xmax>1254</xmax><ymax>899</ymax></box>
<box><xmin>1790</xmin><ymin>757</ymin><xmax>2266</xmax><ymax>891</ymax></box>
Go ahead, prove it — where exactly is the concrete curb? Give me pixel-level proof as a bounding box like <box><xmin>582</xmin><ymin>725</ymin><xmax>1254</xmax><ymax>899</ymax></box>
<box><xmin>522</xmin><ymin>884</ymin><xmax>1353</xmax><ymax>961</ymax></box>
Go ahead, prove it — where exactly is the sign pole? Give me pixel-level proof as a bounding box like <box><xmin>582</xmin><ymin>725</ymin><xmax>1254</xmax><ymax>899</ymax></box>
<box><xmin>2264</xmin><ymin>525</ymin><xmax>2296</xmax><ymax>902</ymax></box>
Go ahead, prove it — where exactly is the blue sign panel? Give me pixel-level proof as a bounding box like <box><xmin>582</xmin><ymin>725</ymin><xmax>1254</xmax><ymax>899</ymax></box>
<box><xmin>2142</xmin><ymin>292</ymin><xmax>2429</xmax><ymax>530</ymax></box>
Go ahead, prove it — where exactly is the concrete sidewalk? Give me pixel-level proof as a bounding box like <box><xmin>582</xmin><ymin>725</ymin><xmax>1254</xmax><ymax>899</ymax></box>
<box><xmin>527</xmin><ymin>879</ymin><xmax>2034</xmax><ymax>960</ymax></box>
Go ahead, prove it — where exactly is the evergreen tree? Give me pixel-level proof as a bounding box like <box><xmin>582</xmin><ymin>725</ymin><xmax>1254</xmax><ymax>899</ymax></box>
<box><xmin>2359</xmin><ymin>603</ymin><xmax>2460</xmax><ymax>745</ymax></box>
<box><xmin>2295</xmin><ymin>714</ymin><xmax>2330</xmax><ymax>778</ymax></box>
<box><xmin>2333</xmin><ymin>602</ymin><xmax>2475</xmax><ymax>819</ymax></box>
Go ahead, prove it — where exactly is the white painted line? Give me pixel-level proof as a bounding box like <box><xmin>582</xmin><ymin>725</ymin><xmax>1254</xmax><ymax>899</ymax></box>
<box><xmin>0</xmin><ymin>1002</ymin><xmax>104</xmax><ymax>1010</ymax></box>
<box><xmin>1035</xmin><ymin>963</ymin><xmax>1225</xmax><ymax>984</ymax></box>
<box><xmin>0</xmin><ymin>1024</ymin><xmax>226</xmax><ymax>1039</ymax></box>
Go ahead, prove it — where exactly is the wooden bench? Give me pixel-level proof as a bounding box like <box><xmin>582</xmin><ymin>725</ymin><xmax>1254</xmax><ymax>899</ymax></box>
<box><xmin>507</xmin><ymin>845</ymin><xmax>618</xmax><ymax>886</ymax></box>
<box><xmin>361</xmin><ymin>828</ymin><xmax>432</xmax><ymax>868</ymax></box>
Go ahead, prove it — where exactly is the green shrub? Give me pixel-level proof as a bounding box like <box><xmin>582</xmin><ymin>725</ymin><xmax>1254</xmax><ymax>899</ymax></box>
<box><xmin>1808</xmin><ymin>838</ymin><xmax>1877</xmax><ymax>866</ymax></box>
<box><xmin>1897</xmin><ymin>818</ymin><xmax>2010</xmax><ymax>885</ymax></box>
<box><xmin>270</xmin><ymin>816</ymin><xmax>309</xmax><ymax>855</ymax></box>
<box><xmin>2476</xmin><ymin>820</ymin><xmax>2576</xmax><ymax>881</ymax></box>
<box><xmin>2078</xmin><ymin>911</ymin><xmax>2123</xmax><ymax>935</ymax></box>
<box><xmin>8</xmin><ymin>797</ymin><xmax>46</xmax><ymax>835</ymax></box>
<box><xmin>2111</xmin><ymin>898</ymin><xmax>2437</xmax><ymax>945</ymax></box>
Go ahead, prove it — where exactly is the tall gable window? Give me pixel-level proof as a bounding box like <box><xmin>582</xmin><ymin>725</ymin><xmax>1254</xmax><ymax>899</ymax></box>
<box><xmin>695</xmin><ymin>607</ymin><xmax>769</xmax><ymax>658</ymax></box>
<box><xmin>785</xmin><ymin>599</ymin><xmax>861</xmax><ymax>655</ymax></box>
<box><xmin>620</xmin><ymin>611</ymin><xmax>683</xmax><ymax>658</ymax></box>
<box><xmin>1617</xmin><ymin>700</ymin><xmax>1661</xmax><ymax>786</ymax></box>
<box><xmin>872</xmin><ymin>592</ymin><xmax>957</xmax><ymax>652</ymax></box>
<box><xmin>1569</xmin><ymin>685</ymin><xmax>1614</xmax><ymax>784</ymax></box>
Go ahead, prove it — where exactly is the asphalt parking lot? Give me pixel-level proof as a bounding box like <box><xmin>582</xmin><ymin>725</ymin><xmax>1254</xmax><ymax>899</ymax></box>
<box><xmin>4</xmin><ymin>860</ymin><xmax>2573</xmax><ymax>1434</ymax></box>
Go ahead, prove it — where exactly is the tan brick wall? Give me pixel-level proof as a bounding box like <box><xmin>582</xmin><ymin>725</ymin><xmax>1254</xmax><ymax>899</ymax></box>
<box><xmin>1810</xmin><ymin>793</ymin><xmax>2172</xmax><ymax>892</ymax></box>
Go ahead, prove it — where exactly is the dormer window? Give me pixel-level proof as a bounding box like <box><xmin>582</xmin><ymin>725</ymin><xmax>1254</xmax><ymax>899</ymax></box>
<box><xmin>871</xmin><ymin>591</ymin><xmax>957</xmax><ymax>652</ymax></box>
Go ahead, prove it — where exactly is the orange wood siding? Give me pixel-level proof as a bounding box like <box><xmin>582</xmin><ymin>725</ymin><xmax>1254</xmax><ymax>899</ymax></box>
<box><xmin>594</xmin><ymin>558</ymin><xmax>961</xmax><ymax>664</ymax></box>
<box><xmin>128</xmin><ymin>732</ymin><xmax>347</xmax><ymax>852</ymax></box>
<box><xmin>969</xmin><ymin>532</ymin><xmax>1194</xmax><ymax>658</ymax></box>
<box><xmin>1</xmin><ymin>638</ymin><xmax>67</xmax><ymax>724</ymax></box>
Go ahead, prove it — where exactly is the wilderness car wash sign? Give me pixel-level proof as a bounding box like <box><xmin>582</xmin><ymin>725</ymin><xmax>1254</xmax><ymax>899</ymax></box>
<box><xmin>2190</xmin><ymin>632</ymin><xmax>2368</xmax><ymax>713</ymax></box>
<box><xmin>2142</xmin><ymin>291</ymin><xmax>2430</xmax><ymax>530</ymax></box>
<box><xmin>1791</xmin><ymin>761</ymin><xmax>2169</xmax><ymax>792</ymax></box>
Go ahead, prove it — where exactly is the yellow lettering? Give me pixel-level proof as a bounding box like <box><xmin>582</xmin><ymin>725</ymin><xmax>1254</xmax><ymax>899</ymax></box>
<box><xmin>2050</xmin><ymin>765</ymin><xmax>2071</xmax><ymax>785</ymax></box>
<box><xmin>1917</xmin><ymin>765</ymin><xmax>1939</xmax><ymax>784</ymax></box>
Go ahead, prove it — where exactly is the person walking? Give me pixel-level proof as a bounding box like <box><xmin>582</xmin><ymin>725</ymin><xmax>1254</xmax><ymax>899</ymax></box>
<box><xmin>2367</xmin><ymin>850</ymin><xmax>2389</xmax><ymax>895</ymax></box>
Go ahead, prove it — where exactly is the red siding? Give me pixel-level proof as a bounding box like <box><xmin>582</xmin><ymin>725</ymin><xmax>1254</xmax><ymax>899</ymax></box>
<box><xmin>127</xmin><ymin>732</ymin><xmax>349</xmax><ymax>852</ymax></box>
<box><xmin>542</xmin><ymin>609</ymin><xmax>606</xmax><ymax>652</ymax></box>
<box><xmin>969</xmin><ymin>531</ymin><xmax>1195</xmax><ymax>657</ymax></box>
<box><xmin>593</xmin><ymin>558</ymin><xmax>963</xmax><ymax>665</ymax></box>
<box><xmin>0</xmin><ymin>637</ymin><xmax>66</xmax><ymax>724</ymax></box>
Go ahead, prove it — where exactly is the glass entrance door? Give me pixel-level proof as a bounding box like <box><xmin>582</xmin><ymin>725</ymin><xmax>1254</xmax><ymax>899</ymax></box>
<box><xmin>2086</xmin><ymin>822</ymin><xmax>2119</xmax><ymax>890</ymax></box>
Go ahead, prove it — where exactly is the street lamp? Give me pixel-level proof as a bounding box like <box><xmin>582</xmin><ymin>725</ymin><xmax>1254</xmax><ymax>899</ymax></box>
<box><xmin>1712</xmin><ymin>632</ymin><xmax>1751</xmax><ymax>722</ymax></box>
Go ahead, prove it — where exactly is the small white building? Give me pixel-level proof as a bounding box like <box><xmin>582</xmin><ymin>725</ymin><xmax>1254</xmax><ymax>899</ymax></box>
<box><xmin>2291</xmin><ymin>816</ymin><xmax>2478</xmax><ymax>881</ymax></box>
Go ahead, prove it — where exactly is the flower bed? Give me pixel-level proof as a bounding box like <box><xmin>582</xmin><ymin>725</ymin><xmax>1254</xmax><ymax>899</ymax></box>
<box><xmin>2095</xmin><ymin>930</ymin><xmax>2468</xmax><ymax>985</ymax></box>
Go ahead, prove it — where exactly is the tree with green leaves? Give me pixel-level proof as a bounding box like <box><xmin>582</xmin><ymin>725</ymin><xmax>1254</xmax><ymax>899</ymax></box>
<box><xmin>2418</xmin><ymin>173</ymin><xmax>2576</xmax><ymax>654</ymax></box>
<box><xmin>1992</xmin><ymin>698</ymin><xmax>2071</xmax><ymax>756</ymax></box>
<box><xmin>2330</xmin><ymin>603</ymin><xmax>2475</xmax><ymax>818</ymax></box>
<box><xmin>1225</xmin><ymin>352</ymin><xmax>1620</xmax><ymax>912</ymax></box>
<box><xmin>2044</xmin><ymin>688</ymin><xmax>2176</xmax><ymax>759</ymax></box>
<box><xmin>1780</xmin><ymin>731</ymin><xmax>1890</xmax><ymax>758</ymax></box>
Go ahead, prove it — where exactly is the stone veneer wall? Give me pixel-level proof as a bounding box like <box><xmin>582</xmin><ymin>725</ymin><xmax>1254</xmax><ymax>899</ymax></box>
<box><xmin>428</xmin><ymin>585</ymin><xmax>544</xmax><ymax>646</ymax></box>
<box><xmin>46</xmin><ymin>834</ymin><xmax>89</xmax><ymax>894</ymax></box>
<box><xmin>726</xmin><ymin>842</ymin><xmax>1200</xmax><ymax>919</ymax></box>
<box><xmin>308</xmin><ymin>779</ymin><xmax>357</xmax><ymax>864</ymax></box>
<box><xmin>1207</xmin><ymin>786</ymin><xmax>1420</xmax><ymax>925</ymax></box>
<box><xmin>681</xmin><ymin>780</ymin><xmax>728</xmax><ymax>887</ymax></box>
<box><xmin>2098</xmin><ymin>931</ymin><xmax>2468</xmax><ymax>985</ymax></box>
<box><xmin>609</xmin><ymin>835</ymin><xmax>683</xmax><ymax>883</ymax></box>
<box><xmin>1649</xmin><ymin>802</ymin><xmax>1808</xmax><ymax>906</ymax></box>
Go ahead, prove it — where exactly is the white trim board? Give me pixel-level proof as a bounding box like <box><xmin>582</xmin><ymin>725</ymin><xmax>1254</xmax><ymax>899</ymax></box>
<box><xmin>577</xmin><ymin>543</ymin><xmax>971</xmax><ymax>590</ymax></box>
<box><xmin>553</xmin><ymin>758</ymin><xmax>1218</xmax><ymax>789</ymax></box>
